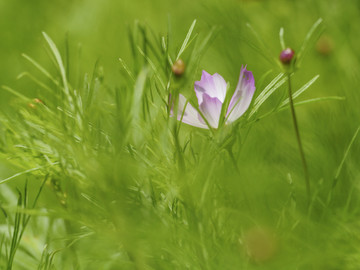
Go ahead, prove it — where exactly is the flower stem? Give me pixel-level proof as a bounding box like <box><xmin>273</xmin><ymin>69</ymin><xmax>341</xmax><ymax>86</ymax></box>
<box><xmin>226</xmin><ymin>147</ymin><xmax>253</xmax><ymax>212</ymax></box>
<box><xmin>287</xmin><ymin>73</ymin><xmax>311</xmax><ymax>201</ymax></box>
<box><xmin>227</xmin><ymin>148</ymin><xmax>240</xmax><ymax>175</ymax></box>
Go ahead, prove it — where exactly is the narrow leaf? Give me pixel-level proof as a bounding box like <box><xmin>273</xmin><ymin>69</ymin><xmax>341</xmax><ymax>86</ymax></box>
<box><xmin>280</xmin><ymin>75</ymin><xmax>320</xmax><ymax>107</ymax></box>
<box><xmin>176</xmin><ymin>20</ymin><xmax>197</xmax><ymax>60</ymax></box>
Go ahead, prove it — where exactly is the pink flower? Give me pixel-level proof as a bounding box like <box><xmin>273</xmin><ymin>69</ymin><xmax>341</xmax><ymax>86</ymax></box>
<box><xmin>173</xmin><ymin>66</ymin><xmax>255</xmax><ymax>129</ymax></box>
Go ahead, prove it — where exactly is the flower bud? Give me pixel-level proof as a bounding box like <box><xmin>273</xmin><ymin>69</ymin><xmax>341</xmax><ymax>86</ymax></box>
<box><xmin>279</xmin><ymin>48</ymin><xmax>295</xmax><ymax>65</ymax></box>
<box><xmin>242</xmin><ymin>227</ymin><xmax>278</xmax><ymax>263</ymax></box>
<box><xmin>171</xmin><ymin>59</ymin><xmax>185</xmax><ymax>76</ymax></box>
<box><xmin>316</xmin><ymin>35</ymin><xmax>334</xmax><ymax>56</ymax></box>
<box><xmin>33</xmin><ymin>98</ymin><xmax>44</xmax><ymax>104</ymax></box>
<box><xmin>28</xmin><ymin>98</ymin><xmax>45</xmax><ymax>109</ymax></box>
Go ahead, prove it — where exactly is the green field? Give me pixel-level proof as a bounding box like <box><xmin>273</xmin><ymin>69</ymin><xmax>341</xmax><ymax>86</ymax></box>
<box><xmin>1</xmin><ymin>0</ymin><xmax>360</xmax><ymax>269</ymax></box>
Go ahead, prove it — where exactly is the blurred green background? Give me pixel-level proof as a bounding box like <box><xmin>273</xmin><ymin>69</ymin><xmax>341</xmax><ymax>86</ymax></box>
<box><xmin>1</xmin><ymin>0</ymin><xmax>360</xmax><ymax>188</ymax></box>
<box><xmin>1</xmin><ymin>0</ymin><xmax>359</xmax><ymax>114</ymax></box>
<box><xmin>1</xmin><ymin>0</ymin><xmax>360</xmax><ymax>268</ymax></box>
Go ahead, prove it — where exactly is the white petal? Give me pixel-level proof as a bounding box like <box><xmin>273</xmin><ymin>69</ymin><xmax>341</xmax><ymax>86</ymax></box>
<box><xmin>174</xmin><ymin>94</ymin><xmax>208</xmax><ymax>129</ymax></box>
<box><xmin>226</xmin><ymin>66</ymin><xmax>256</xmax><ymax>123</ymax></box>
<box><xmin>199</xmin><ymin>93</ymin><xmax>223</xmax><ymax>128</ymax></box>
<box><xmin>194</xmin><ymin>71</ymin><xmax>228</xmax><ymax>105</ymax></box>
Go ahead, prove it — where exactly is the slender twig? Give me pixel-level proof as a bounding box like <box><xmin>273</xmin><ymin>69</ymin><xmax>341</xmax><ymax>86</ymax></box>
<box><xmin>287</xmin><ymin>73</ymin><xmax>311</xmax><ymax>200</ymax></box>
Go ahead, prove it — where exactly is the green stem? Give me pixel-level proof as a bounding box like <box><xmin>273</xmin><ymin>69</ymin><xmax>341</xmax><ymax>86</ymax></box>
<box><xmin>227</xmin><ymin>148</ymin><xmax>240</xmax><ymax>174</ymax></box>
<box><xmin>287</xmin><ymin>73</ymin><xmax>311</xmax><ymax>201</ymax></box>
<box><xmin>227</xmin><ymin>147</ymin><xmax>253</xmax><ymax>212</ymax></box>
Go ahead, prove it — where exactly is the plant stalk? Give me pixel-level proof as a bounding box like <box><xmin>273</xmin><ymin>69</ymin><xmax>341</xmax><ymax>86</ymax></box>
<box><xmin>287</xmin><ymin>73</ymin><xmax>311</xmax><ymax>200</ymax></box>
<box><xmin>227</xmin><ymin>148</ymin><xmax>240</xmax><ymax>175</ymax></box>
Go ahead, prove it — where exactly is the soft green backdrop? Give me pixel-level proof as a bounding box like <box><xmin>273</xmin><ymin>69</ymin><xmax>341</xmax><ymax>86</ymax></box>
<box><xmin>1</xmin><ymin>0</ymin><xmax>359</xmax><ymax>186</ymax></box>
<box><xmin>1</xmin><ymin>0</ymin><xmax>360</xmax><ymax>269</ymax></box>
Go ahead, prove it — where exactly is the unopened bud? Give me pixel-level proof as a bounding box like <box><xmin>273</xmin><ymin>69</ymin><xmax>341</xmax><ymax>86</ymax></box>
<box><xmin>171</xmin><ymin>59</ymin><xmax>185</xmax><ymax>76</ymax></box>
<box><xmin>316</xmin><ymin>35</ymin><xmax>334</xmax><ymax>56</ymax></box>
<box><xmin>33</xmin><ymin>98</ymin><xmax>44</xmax><ymax>104</ymax></box>
<box><xmin>28</xmin><ymin>98</ymin><xmax>44</xmax><ymax>109</ymax></box>
<box><xmin>279</xmin><ymin>48</ymin><xmax>295</xmax><ymax>65</ymax></box>
<box><xmin>242</xmin><ymin>227</ymin><xmax>278</xmax><ymax>263</ymax></box>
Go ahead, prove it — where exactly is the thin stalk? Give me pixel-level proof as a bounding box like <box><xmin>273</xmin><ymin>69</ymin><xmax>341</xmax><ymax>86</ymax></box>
<box><xmin>287</xmin><ymin>73</ymin><xmax>310</xmax><ymax>201</ymax></box>
<box><xmin>227</xmin><ymin>148</ymin><xmax>240</xmax><ymax>175</ymax></box>
<box><xmin>226</xmin><ymin>147</ymin><xmax>253</xmax><ymax>212</ymax></box>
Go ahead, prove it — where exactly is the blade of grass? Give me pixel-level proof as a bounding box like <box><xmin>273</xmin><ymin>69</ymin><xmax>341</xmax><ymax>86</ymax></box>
<box><xmin>332</xmin><ymin>126</ymin><xmax>360</xmax><ymax>188</ymax></box>
<box><xmin>279</xmin><ymin>28</ymin><xmax>285</xmax><ymax>50</ymax></box>
<box><xmin>22</xmin><ymin>54</ymin><xmax>59</xmax><ymax>85</ymax></box>
<box><xmin>1</xmin><ymin>86</ymin><xmax>32</xmax><ymax>102</ymax></box>
<box><xmin>137</xmin><ymin>46</ymin><xmax>165</xmax><ymax>90</ymax></box>
<box><xmin>0</xmin><ymin>163</ymin><xmax>59</xmax><ymax>185</ymax></box>
<box><xmin>280</xmin><ymin>75</ymin><xmax>320</xmax><ymax>107</ymax></box>
<box><xmin>42</xmin><ymin>32</ymin><xmax>71</xmax><ymax>100</ymax></box>
<box><xmin>119</xmin><ymin>58</ymin><xmax>135</xmax><ymax>82</ymax></box>
<box><xmin>297</xmin><ymin>18</ymin><xmax>324</xmax><ymax>67</ymax></box>
<box><xmin>176</xmin><ymin>19</ymin><xmax>197</xmax><ymax>60</ymax></box>
<box><xmin>249</xmin><ymin>73</ymin><xmax>286</xmax><ymax>118</ymax></box>
<box><xmin>277</xmin><ymin>96</ymin><xmax>345</xmax><ymax>112</ymax></box>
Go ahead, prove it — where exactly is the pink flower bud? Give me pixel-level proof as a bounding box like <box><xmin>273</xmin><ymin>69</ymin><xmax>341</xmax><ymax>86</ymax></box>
<box><xmin>279</xmin><ymin>48</ymin><xmax>295</xmax><ymax>64</ymax></box>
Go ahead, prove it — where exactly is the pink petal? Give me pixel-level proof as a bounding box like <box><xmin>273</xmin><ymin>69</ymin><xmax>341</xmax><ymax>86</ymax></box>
<box><xmin>194</xmin><ymin>71</ymin><xmax>227</xmax><ymax>106</ymax></box>
<box><xmin>199</xmin><ymin>93</ymin><xmax>223</xmax><ymax>128</ymax></box>
<box><xmin>172</xmin><ymin>94</ymin><xmax>208</xmax><ymax>129</ymax></box>
<box><xmin>226</xmin><ymin>66</ymin><xmax>256</xmax><ymax>123</ymax></box>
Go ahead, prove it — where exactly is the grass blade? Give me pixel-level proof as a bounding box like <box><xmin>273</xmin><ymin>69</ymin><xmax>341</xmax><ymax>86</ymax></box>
<box><xmin>297</xmin><ymin>18</ymin><xmax>324</xmax><ymax>66</ymax></box>
<box><xmin>42</xmin><ymin>32</ymin><xmax>71</xmax><ymax>99</ymax></box>
<box><xmin>333</xmin><ymin>126</ymin><xmax>360</xmax><ymax>186</ymax></box>
<box><xmin>249</xmin><ymin>73</ymin><xmax>286</xmax><ymax>118</ymax></box>
<box><xmin>279</xmin><ymin>27</ymin><xmax>285</xmax><ymax>50</ymax></box>
<box><xmin>176</xmin><ymin>20</ymin><xmax>196</xmax><ymax>60</ymax></box>
<box><xmin>1</xmin><ymin>86</ymin><xmax>31</xmax><ymax>102</ymax></box>
<box><xmin>280</xmin><ymin>75</ymin><xmax>320</xmax><ymax>107</ymax></box>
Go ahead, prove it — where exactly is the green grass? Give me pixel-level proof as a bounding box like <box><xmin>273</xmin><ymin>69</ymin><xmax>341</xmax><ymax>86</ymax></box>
<box><xmin>1</xmin><ymin>0</ymin><xmax>360</xmax><ymax>269</ymax></box>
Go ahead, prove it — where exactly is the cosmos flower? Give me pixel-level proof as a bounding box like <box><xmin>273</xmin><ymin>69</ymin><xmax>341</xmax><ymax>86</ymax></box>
<box><xmin>172</xmin><ymin>66</ymin><xmax>255</xmax><ymax>129</ymax></box>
